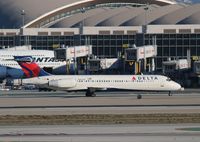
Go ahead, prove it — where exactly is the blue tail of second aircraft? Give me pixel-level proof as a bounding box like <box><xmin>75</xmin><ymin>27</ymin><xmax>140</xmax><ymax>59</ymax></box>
<box><xmin>14</xmin><ymin>56</ymin><xmax>51</xmax><ymax>78</ymax></box>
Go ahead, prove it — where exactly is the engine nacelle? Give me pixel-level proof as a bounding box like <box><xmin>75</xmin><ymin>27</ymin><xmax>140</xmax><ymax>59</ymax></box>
<box><xmin>48</xmin><ymin>79</ymin><xmax>76</xmax><ymax>88</ymax></box>
<box><xmin>0</xmin><ymin>66</ymin><xmax>7</xmax><ymax>79</ymax></box>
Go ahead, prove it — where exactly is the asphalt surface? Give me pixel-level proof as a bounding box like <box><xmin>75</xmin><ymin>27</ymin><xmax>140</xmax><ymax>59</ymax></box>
<box><xmin>0</xmin><ymin>90</ymin><xmax>199</xmax><ymax>141</ymax></box>
<box><xmin>0</xmin><ymin>124</ymin><xmax>199</xmax><ymax>142</ymax></box>
<box><xmin>0</xmin><ymin>90</ymin><xmax>199</xmax><ymax>115</ymax></box>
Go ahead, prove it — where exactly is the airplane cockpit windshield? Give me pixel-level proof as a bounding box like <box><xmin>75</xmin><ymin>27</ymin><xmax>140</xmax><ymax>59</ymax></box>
<box><xmin>166</xmin><ymin>78</ymin><xmax>171</xmax><ymax>81</ymax></box>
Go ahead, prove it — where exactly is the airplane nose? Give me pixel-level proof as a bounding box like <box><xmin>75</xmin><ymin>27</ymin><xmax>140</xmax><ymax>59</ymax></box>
<box><xmin>174</xmin><ymin>82</ymin><xmax>182</xmax><ymax>90</ymax></box>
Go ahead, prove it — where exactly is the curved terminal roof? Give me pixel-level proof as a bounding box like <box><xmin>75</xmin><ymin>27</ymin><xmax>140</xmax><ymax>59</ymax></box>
<box><xmin>2</xmin><ymin>0</ymin><xmax>200</xmax><ymax>28</ymax></box>
<box><xmin>178</xmin><ymin>11</ymin><xmax>200</xmax><ymax>24</ymax></box>
<box><xmin>96</xmin><ymin>7</ymin><xmax>145</xmax><ymax>26</ymax></box>
<box><xmin>0</xmin><ymin>0</ymin><xmax>176</xmax><ymax>28</ymax></box>
<box><xmin>51</xmin><ymin>8</ymin><xmax>106</xmax><ymax>28</ymax></box>
<box><xmin>84</xmin><ymin>7</ymin><xmax>131</xmax><ymax>27</ymax></box>
<box><xmin>122</xmin><ymin>4</ymin><xmax>183</xmax><ymax>26</ymax></box>
<box><xmin>151</xmin><ymin>4</ymin><xmax>200</xmax><ymax>25</ymax></box>
<box><xmin>52</xmin><ymin>4</ymin><xmax>200</xmax><ymax>27</ymax></box>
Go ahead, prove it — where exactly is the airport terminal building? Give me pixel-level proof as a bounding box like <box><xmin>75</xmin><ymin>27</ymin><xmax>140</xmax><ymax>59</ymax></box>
<box><xmin>1</xmin><ymin>0</ymin><xmax>200</xmax><ymax>71</ymax></box>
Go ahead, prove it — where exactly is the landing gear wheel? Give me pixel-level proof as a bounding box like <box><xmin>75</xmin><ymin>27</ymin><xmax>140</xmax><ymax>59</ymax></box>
<box><xmin>137</xmin><ymin>94</ymin><xmax>142</xmax><ymax>99</ymax></box>
<box><xmin>91</xmin><ymin>93</ymin><xmax>96</xmax><ymax>97</ymax></box>
<box><xmin>39</xmin><ymin>88</ymin><xmax>45</xmax><ymax>92</ymax></box>
<box><xmin>85</xmin><ymin>90</ymin><xmax>96</xmax><ymax>97</ymax></box>
<box><xmin>168</xmin><ymin>91</ymin><xmax>172</xmax><ymax>96</ymax></box>
<box><xmin>85</xmin><ymin>90</ymin><xmax>90</xmax><ymax>97</ymax></box>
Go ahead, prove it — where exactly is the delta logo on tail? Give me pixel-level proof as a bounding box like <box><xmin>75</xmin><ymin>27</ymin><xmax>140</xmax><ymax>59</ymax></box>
<box><xmin>132</xmin><ymin>75</ymin><xmax>158</xmax><ymax>82</ymax></box>
<box><xmin>14</xmin><ymin>56</ymin><xmax>50</xmax><ymax>78</ymax></box>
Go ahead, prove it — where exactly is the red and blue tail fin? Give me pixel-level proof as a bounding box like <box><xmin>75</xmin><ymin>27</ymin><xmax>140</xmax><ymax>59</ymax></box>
<box><xmin>14</xmin><ymin>56</ymin><xmax>51</xmax><ymax>78</ymax></box>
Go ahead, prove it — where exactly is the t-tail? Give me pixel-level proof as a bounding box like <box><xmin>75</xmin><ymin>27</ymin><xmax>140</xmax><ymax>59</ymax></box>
<box><xmin>14</xmin><ymin>56</ymin><xmax>51</xmax><ymax>78</ymax></box>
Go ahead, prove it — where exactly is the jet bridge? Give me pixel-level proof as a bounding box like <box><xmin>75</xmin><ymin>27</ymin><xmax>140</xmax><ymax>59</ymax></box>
<box><xmin>124</xmin><ymin>45</ymin><xmax>157</xmax><ymax>74</ymax></box>
<box><xmin>54</xmin><ymin>45</ymin><xmax>92</xmax><ymax>74</ymax></box>
<box><xmin>88</xmin><ymin>58</ymin><xmax>120</xmax><ymax>74</ymax></box>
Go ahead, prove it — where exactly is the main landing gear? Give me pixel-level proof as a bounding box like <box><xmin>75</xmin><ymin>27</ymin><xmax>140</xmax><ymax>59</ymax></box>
<box><xmin>168</xmin><ymin>91</ymin><xmax>172</xmax><ymax>96</ymax></box>
<box><xmin>136</xmin><ymin>91</ymin><xmax>172</xmax><ymax>99</ymax></box>
<box><xmin>85</xmin><ymin>88</ymin><xmax>96</xmax><ymax>97</ymax></box>
<box><xmin>39</xmin><ymin>88</ymin><xmax>56</xmax><ymax>92</ymax></box>
<box><xmin>137</xmin><ymin>94</ymin><xmax>142</xmax><ymax>99</ymax></box>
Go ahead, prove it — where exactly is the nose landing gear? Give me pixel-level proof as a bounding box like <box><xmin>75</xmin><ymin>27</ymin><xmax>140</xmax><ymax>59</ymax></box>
<box><xmin>137</xmin><ymin>94</ymin><xmax>142</xmax><ymax>99</ymax></box>
<box><xmin>168</xmin><ymin>91</ymin><xmax>172</xmax><ymax>96</ymax></box>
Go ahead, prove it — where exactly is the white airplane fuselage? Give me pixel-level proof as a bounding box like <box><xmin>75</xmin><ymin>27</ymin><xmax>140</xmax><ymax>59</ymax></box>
<box><xmin>21</xmin><ymin>75</ymin><xmax>182</xmax><ymax>92</ymax></box>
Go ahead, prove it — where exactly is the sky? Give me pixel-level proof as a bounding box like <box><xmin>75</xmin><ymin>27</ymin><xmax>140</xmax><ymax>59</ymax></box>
<box><xmin>176</xmin><ymin>0</ymin><xmax>200</xmax><ymax>3</ymax></box>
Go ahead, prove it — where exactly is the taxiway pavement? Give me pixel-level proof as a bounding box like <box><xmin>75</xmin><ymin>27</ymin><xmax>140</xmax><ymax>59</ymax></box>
<box><xmin>0</xmin><ymin>90</ymin><xmax>199</xmax><ymax>115</ymax></box>
<box><xmin>0</xmin><ymin>124</ymin><xmax>199</xmax><ymax>142</ymax></box>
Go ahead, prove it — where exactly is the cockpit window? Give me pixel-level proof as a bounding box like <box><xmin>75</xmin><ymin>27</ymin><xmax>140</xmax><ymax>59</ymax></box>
<box><xmin>166</xmin><ymin>78</ymin><xmax>171</xmax><ymax>81</ymax></box>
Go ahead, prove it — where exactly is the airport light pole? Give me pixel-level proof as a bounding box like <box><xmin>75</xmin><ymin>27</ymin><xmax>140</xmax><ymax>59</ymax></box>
<box><xmin>80</xmin><ymin>7</ymin><xmax>86</xmax><ymax>35</ymax></box>
<box><xmin>144</xmin><ymin>4</ymin><xmax>149</xmax><ymax>33</ymax></box>
<box><xmin>80</xmin><ymin>7</ymin><xmax>89</xmax><ymax>74</ymax></box>
<box><xmin>143</xmin><ymin>4</ymin><xmax>149</xmax><ymax>72</ymax></box>
<box><xmin>74</xmin><ymin>46</ymin><xmax>77</xmax><ymax>75</ymax></box>
<box><xmin>21</xmin><ymin>9</ymin><xmax>29</xmax><ymax>45</ymax></box>
<box><xmin>21</xmin><ymin>10</ymin><xmax>25</xmax><ymax>28</ymax></box>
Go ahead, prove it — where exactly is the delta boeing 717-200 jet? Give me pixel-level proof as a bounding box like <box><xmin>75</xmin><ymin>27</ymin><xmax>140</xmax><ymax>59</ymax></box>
<box><xmin>14</xmin><ymin>56</ymin><xmax>182</xmax><ymax>99</ymax></box>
